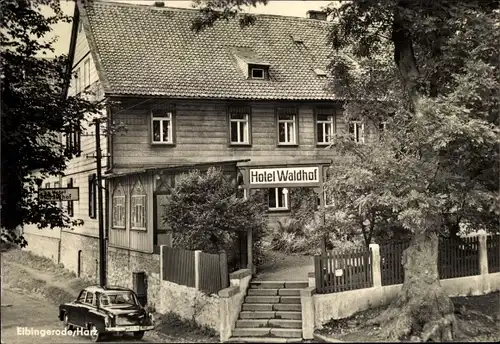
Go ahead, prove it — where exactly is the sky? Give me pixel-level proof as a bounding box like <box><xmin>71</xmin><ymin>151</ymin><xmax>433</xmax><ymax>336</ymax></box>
<box><xmin>46</xmin><ymin>0</ymin><xmax>334</xmax><ymax>57</ymax></box>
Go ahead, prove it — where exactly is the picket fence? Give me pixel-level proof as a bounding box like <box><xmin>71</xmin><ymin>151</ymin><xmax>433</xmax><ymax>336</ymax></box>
<box><xmin>315</xmin><ymin>234</ymin><xmax>499</xmax><ymax>294</ymax></box>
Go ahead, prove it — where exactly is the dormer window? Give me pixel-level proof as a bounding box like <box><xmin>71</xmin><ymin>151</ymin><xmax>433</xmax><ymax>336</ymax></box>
<box><xmin>251</xmin><ymin>68</ymin><xmax>265</xmax><ymax>79</ymax></box>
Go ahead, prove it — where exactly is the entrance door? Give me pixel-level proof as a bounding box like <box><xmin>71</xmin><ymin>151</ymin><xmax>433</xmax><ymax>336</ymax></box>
<box><xmin>153</xmin><ymin>174</ymin><xmax>174</xmax><ymax>253</ymax></box>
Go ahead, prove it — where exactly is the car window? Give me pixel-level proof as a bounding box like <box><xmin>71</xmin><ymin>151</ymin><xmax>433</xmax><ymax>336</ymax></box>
<box><xmin>85</xmin><ymin>292</ymin><xmax>94</xmax><ymax>305</ymax></box>
<box><xmin>77</xmin><ymin>291</ymin><xmax>87</xmax><ymax>302</ymax></box>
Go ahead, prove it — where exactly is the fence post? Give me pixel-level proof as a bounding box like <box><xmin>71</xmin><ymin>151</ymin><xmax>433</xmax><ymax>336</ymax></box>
<box><xmin>369</xmin><ymin>244</ymin><xmax>382</xmax><ymax>288</ymax></box>
<box><xmin>195</xmin><ymin>250</ymin><xmax>202</xmax><ymax>290</ymax></box>
<box><xmin>219</xmin><ymin>252</ymin><xmax>229</xmax><ymax>288</ymax></box>
<box><xmin>478</xmin><ymin>234</ymin><xmax>488</xmax><ymax>275</ymax></box>
<box><xmin>160</xmin><ymin>245</ymin><xmax>165</xmax><ymax>281</ymax></box>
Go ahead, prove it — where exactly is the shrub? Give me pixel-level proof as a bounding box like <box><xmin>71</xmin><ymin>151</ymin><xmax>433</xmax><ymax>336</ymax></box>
<box><xmin>163</xmin><ymin>167</ymin><xmax>268</xmax><ymax>269</ymax></box>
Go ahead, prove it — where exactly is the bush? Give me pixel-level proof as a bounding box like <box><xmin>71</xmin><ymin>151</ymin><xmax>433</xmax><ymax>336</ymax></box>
<box><xmin>163</xmin><ymin>167</ymin><xmax>267</xmax><ymax>270</ymax></box>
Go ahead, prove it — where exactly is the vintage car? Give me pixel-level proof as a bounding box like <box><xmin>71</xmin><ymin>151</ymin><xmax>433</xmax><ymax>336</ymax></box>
<box><xmin>58</xmin><ymin>285</ymin><xmax>155</xmax><ymax>342</ymax></box>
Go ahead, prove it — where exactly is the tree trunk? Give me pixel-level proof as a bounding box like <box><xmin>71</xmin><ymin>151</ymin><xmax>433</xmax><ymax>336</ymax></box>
<box><xmin>368</xmin><ymin>3</ymin><xmax>459</xmax><ymax>341</ymax></box>
<box><xmin>368</xmin><ymin>231</ymin><xmax>457</xmax><ymax>341</ymax></box>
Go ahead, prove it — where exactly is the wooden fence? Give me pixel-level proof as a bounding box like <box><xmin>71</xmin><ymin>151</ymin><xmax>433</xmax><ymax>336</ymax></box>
<box><xmin>380</xmin><ymin>241</ymin><xmax>411</xmax><ymax>286</ymax></box>
<box><xmin>199</xmin><ymin>251</ymin><xmax>229</xmax><ymax>294</ymax></box>
<box><xmin>487</xmin><ymin>234</ymin><xmax>500</xmax><ymax>273</ymax></box>
<box><xmin>314</xmin><ymin>248</ymin><xmax>373</xmax><ymax>294</ymax></box>
<box><xmin>162</xmin><ymin>247</ymin><xmax>196</xmax><ymax>288</ymax></box>
<box><xmin>161</xmin><ymin>246</ymin><xmax>229</xmax><ymax>294</ymax></box>
<box><xmin>438</xmin><ymin>236</ymin><xmax>480</xmax><ymax>279</ymax></box>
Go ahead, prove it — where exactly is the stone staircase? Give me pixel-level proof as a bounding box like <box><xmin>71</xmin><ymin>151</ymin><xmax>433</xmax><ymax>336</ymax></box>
<box><xmin>228</xmin><ymin>280</ymin><xmax>308</xmax><ymax>343</ymax></box>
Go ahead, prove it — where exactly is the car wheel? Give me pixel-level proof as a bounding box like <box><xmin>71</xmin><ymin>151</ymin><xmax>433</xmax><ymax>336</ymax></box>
<box><xmin>89</xmin><ymin>324</ymin><xmax>102</xmax><ymax>342</ymax></box>
<box><xmin>132</xmin><ymin>331</ymin><xmax>145</xmax><ymax>339</ymax></box>
<box><xmin>63</xmin><ymin>314</ymin><xmax>73</xmax><ymax>331</ymax></box>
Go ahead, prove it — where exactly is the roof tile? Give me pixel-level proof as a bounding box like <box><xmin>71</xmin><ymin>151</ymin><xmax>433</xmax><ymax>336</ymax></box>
<box><xmin>84</xmin><ymin>1</ymin><xmax>337</xmax><ymax>100</ymax></box>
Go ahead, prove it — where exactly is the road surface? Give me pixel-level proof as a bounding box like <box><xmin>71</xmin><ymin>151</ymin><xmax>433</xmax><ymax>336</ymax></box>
<box><xmin>1</xmin><ymin>289</ymin><xmax>173</xmax><ymax>344</ymax></box>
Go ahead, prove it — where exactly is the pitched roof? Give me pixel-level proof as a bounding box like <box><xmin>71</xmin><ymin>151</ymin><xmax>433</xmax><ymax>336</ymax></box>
<box><xmin>81</xmin><ymin>0</ymin><xmax>337</xmax><ymax>100</ymax></box>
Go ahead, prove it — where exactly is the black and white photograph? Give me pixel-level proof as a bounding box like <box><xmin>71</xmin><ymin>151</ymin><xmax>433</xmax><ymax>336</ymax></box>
<box><xmin>1</xmin><ymin>0</ymin><xmax>499</xmax><ymax>343</ymax></box>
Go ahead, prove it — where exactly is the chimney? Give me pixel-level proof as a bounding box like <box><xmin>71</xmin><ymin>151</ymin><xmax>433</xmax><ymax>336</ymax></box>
<box><xmin>306</xmin><ymin>10</ymin><xmax>327</xmax><ymax>21</ymax></box>
<box><xmin>154</xmin><ymin>1</ymin><xmax>165</xmax><ymax>7</ymax></box>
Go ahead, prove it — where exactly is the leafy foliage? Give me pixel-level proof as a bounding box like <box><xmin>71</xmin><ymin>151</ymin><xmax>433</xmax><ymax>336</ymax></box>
<box><xmin>1</xmin><ymin>0</ymin><xmax>104</xmax><ymax>244</ymax></box>
<box><xmin>163</xmin><ymin>167</ymin><xmax>267</xmax><ymax>269</ymax></box>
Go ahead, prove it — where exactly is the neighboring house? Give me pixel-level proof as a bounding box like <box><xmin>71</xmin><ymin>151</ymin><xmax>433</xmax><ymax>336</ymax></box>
<box><xmin>24</xmin><ymin>0</ymin><xmax>385</xmax><ymax>287</ymax></box>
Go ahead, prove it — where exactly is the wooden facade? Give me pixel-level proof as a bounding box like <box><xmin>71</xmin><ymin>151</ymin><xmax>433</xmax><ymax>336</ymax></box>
<box><xmin>105</xmin><ymin>97</ymin><xmax>385</xmax><ymax>253</ymax></box>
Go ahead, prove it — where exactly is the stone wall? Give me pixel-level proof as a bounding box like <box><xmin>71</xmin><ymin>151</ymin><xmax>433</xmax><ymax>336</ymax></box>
<box><xmin>22</xmin><ymin>232</ymin><xmax>61</xmax><ymax>264</ymax></box>
<box><xmin>155</xmin><ymin>280</ymin><xmax>220</xmax><ymax>332</ymax></box>
<box><xmin>312</xmin><ymin>272</ymin><xmax>500</xmax><ymax>329</ymax></box>
<box><xmin>106</xmin><ymin>246</ymin><xmax>160</xmax><ymax>290</ymax></box>
<box><xmin>60</xmin><ymin>230</ymin><xmax>99</xmax><ymax>281</ymax></box>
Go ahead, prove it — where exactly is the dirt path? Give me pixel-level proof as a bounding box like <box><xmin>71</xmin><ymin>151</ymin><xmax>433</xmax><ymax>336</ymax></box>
<box><xmin>6</xmin><ymin>261</ymin><xmax>80</xmax><ymax>297</ymax></box>
<box><xmin>255</xmin><ymin>251</ymin><xmax>313</xmax><ymax>281</ymax></box>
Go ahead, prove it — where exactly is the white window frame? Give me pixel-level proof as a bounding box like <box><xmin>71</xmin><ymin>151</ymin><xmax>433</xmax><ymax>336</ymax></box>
<box><xmin>316</xmin><ymin>114</ymin><xmax>335</xmax><ymax>145</ymax></box>
<box><xmin>349</xmin><ymin>121</ymin><xmax>365</xmax><ymax>144</ymax></box>
<box><xmin>229</xmin><ymin>113</ymin><xmax>250</xmax><ymax>144</ymax></box>
<box><xmin>130</xmin><ymin>181</ymin><xmax>146</xmax><ymax>230</ymax></box>
<box><xmin>74</xmin><ymin>68</ymin><xmax>81</xmax><ymax>95</ymax></box>
<box><xmin>131</xmin><ymin>195</ymin><xmax>146</xmax><ymax>230</ymax></box>
<box><xmin>112</xmin><ymin>185</ymin><xmax>126</xmax><ymax>229</ymax></box>
<box><xmin>268</xmin><ymin>187</ymin><xmax>289</xmax><ymax>211</ymax></box>
<box><xmin>151</xmin><ymin>111</ymin><xmax>173</xmax><ymax>144</ymax></box>
<box><xmin>83</xmin><ymin>59</ymin><xmax>90</xmax><ymax>89</ymax></box>
<box><xmin>251</xmin><ymin>68</ymin><xmax>265</xmax><ymax>79</ymax></box>
<box><xmin>277</xmin><ymin>114</ymin><xmax>297</xmax><ymax>145</ymax></box>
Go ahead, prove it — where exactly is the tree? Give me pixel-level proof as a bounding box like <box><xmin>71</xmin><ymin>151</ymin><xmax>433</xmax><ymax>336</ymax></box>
<box><xmin>1</xmin><ymin>0</ymin><xmax>103</xmax><ymax>244</ymax></box>
<box><xmin>163</xmin><ymin>167</ymin><xmax>268</xmax><ymax>269</ymax></box>
<box><xmin>191</xmin><ymin>1</ymin><xmax>499</xmax><ymax>340</ymax></box>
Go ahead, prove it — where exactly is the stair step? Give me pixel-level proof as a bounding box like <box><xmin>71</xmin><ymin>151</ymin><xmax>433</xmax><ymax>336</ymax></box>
<box><xmin>232</xmin><ymin>328</ymin><xmax>272</xmax><ymax>337</ymax></box>
<box><xmin>239</xmin><ymin>311</ymin><xmax>275</xmax><ymax>319</ymax></box>
<box><xmin>278</xmin><ymin>289</ymin><xmax>301</xmax><ymax>296</ymax></box>
<box><xmin>284</xmin><ymin>281</ymin><xmax>308</xmax><ymax>289</ymax></box>
<box><xmin>273</xmin><ymin>304</ymin><xmax>301</xmax><ymax>312</ymax></box>
<box><xmin>270</xmin><ymin>328</ymin><xmax>303</xmax><ymax>338</ymax></box>
<box><xmin>236</xmin><ymin>319</ymin><xmax>269</xmax><ymax>328</ymax></box>
<box><xmin>245</xmin><ymin>296</ymin><xmax>280</xmax><ymax>303</ymax></box>
<box><xmin>226</xmin><ymin>337</ymin><xmax>303</xmax><ymax>343</ymax></box>
<box><xmin>268</xmin><ymin>319</ymin><xmax>302</xmax><ymax>329</ymax></box>
<box><xmin>250</xmin><ymin>281</ymin><xmax>285</xmax><ymax>289</ymax></box>
<box><xmin>248</xmin><ymin>288</ymin><xmax>278</xmax><ymax>296</ymax></box>
<box><xmin>242</xmin><ymin>304</ymin><xmax>273</xmax><ymax>311</ymax></box>
<box><xmin>279</xmin><ymin>296</ymin><xmax>301</xmax><ymax>304</ymax></box>
<box><xmin>227</xmin><ymin>337</ymin><xmax>303</xmax><ymax>343</ymax></box>
<box><xmin>275</xmin><ymin>311</ymin><xmax>302</xmax><ymax>320</ymax></box>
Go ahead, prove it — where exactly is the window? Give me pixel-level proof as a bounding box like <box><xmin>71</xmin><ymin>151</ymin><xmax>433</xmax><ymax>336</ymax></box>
<box><xmin>112</xmin><ymin>184</ymin><xmax>126</xmax><ymax>228</ymax></box>
<box><xmin>54</xmin><ymin>181</ymin><xmax>61</xmax><ymax>207</ymax></box>
<box><xmin>77</xmin><ymin>291</ymin><xmax>86</xmax><ymax>303</ymax></box>
<box><xmin>83</xmin><ymin>59</ymin><xmax>90</xmax><ymax>89</ymax></box>
<box><xmin>74</xmin><ymin>68</ymin><xmax>81</xmax><ymax>95</ymax></box>
<box><xmin>379</xmin><ymin>121</ymin><xmax>388</xmax><ymax>136</ymax></box>
<box><xmin>229</xmin><ymin>111</ymin><xmax>250</xmax><ymax>144</ymax></box>
<box><xmin>316</xmin><ymin>114</ymin><xmax>335</xmax><ymax>144</ymax></box>
<box><xmin>66</xmin><ymin>126</ymin><xmax>81</xmax><ymax>157</ymax></box>
<box><xmin>131</xmin><ymin>180</ymin><xmax>146</xmax><ymax>230</ymax></box>
<box><xmin>324</xmin><ymin>191</ymin><xmax>334</xmax><ymax>207</ymax></box>
<box><xmin>45</xmin><ymin>183</ymin><xmax>50</xmax><ymax>188</ymax></box>
<box><xmin>349</xmin><ymin>121</ymin><xmax>365</xmax><ymax>144</ymax></box>
<box><xmin>88</xmin><ymin>174</ymin><xmax>97</xmax><ymax>219</ymax></box>
<box><xmin>85</xmin><ymin>292</ymin><xmax>94</xmax><ymax>305</ymax></box>
<box><xmin>277</xmin><ymin>110</ymin><xmax>297</xmax><ymax>145</ymax></box>
<box><xmin>67</xmin><ymin>178</ymin><xmax>74</xmax><ymax>217</ymax></box>
<box><xmin>268</xmin><ymin>187</ymin><xmax>289</xmax><ymax>211</ymax></box>
<box><xmin>151</xmin><ymin>108</ymin><xmax>174</xmax><ymax>144</ymax></box>
<box><xmin>251</xmin><ymin>68</ymin><xmax>265</xmax><ymax>79</ymax></box>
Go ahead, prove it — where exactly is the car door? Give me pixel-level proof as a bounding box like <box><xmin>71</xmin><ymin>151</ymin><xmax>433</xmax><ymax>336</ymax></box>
<box><xmin>71</xmin><ymin>291</ymin><xmax>87</xmax><ymax>327</ymax></box>
<box><xmin>80</xmin><ymin>291</ymin><xmax>96</xmax><ymax>328</ymax></box>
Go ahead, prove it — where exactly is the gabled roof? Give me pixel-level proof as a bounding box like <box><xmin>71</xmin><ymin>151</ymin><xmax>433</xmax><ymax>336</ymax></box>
<box><xmin>78</xmin><ymin>0</ymin><xmax>337</xmax><ymax>100</ymax></box>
